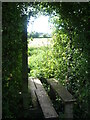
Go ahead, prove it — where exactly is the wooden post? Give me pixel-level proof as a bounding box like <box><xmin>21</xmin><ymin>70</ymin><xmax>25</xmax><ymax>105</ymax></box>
<box><xmin>64</xmin><ymin>102</ymin><xmax>73</xmax><ymax>119</ymax></box>
<box><xmin>22</xmin><ymin>15</ymin><xmax>28</xmax><ymax>109</ymax></box>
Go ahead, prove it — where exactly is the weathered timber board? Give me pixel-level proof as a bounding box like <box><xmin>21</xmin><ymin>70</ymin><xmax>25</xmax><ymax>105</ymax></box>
<box><xmin>34</xmin><ymin>78</ymin><xmax>59</xmax><ymax>120</ymax></box>
<box><xmin>28</xmin><ymin>77</ymin><xmax>38</xmax><ymax>108</ymax></box>
<box><xmin>47</xmin><ymin>78</ymin><xmax>75</xmax><ymax>103</ymax></box>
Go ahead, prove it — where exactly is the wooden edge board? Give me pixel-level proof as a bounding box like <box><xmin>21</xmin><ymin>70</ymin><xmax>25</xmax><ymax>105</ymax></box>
<box><xmin>28</xmin><ymin>108</ymin><xmax>43</xmax><ymax>118</ymax></box>
<box><xmin>28</xmin><ymin>77</ymin><xmax>38</xmax><ymax>108</ymax></box>
<box><xmin>36</xmin><ymin>89</ymin><xmax>59</xmax><ymax>120</ymax></box>
<box><xmin>34</xmin><ymin>78</ymin><xmax>59</xmax><ymax>119</ymax></box>
<box><xmin>47</xmin><ymin>78</ymin><xmax>76</xmax><ymax>103</ymax></box>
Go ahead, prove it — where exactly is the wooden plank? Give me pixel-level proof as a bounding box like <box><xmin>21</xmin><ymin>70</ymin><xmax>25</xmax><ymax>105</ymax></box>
<box><xmin>64</xmin><ymin>103</ymin><xmax>73</xmax><ymax>118</ymax></box>
<box><xmin>46</xmin><ymin>78</ymin><xmax>75</xmax><ymax>103</ymax></box>
<box><xmin>34</xmin><ymin>78</ymin><xmax>59</xmax><ymax>120</ymax></box>
<box><xmin>22</xmin><ymin>15</ymin><xmax>28</xmax><ymax>109</ymax></box>
<box><xmin>28</xmin><ymin>77</ymin><xmax>38</xmax><ymax>108</ymax></box>
<box><xmin>20</xmin><ymin>108</ymin><xmax>42</xmax><ymax>119</ymax></box>
<box><xmin>28</xmin><ymin>108</ymin><xmax>43</xmax><ymax>119</ymax></box>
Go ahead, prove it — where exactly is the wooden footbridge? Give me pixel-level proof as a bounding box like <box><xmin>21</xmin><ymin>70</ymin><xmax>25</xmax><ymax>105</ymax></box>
<box><xmin>27</xmin><ymin>77</ymin><xmax>75</xmax><ymax>120</ymax></box>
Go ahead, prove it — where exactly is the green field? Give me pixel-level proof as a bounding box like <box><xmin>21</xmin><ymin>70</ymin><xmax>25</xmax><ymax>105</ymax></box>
<box><xmin>28</xmin><ymin>38</ymin><xmax>52</xmax><ymax>48</ymax></box>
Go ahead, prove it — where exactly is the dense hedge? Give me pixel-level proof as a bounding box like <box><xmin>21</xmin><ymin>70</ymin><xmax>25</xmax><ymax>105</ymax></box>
<box><xmin>2</xmin><ymin>3</ymin><xmax>27</xmax><ymax>118</ymax></box>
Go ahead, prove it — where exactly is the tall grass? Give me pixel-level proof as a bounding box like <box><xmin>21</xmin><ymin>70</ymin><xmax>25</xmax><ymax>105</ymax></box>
<box><xmin>28</xmin><ymin>46</ymin><xmax>50</xmax><ymax>78</ymax></box>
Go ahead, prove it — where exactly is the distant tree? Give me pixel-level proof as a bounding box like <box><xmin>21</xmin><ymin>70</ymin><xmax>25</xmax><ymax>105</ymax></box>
<box><xmin>43</xmin><ymin>34</ymin><xmax>47</xmax><ymax>38</ymax></box>
<box><xmin>29</xmin><ymin>32</ymin><xmax>40</xmax><ymax>38</ymax></box>
<box><xmin>34</xmin><ymin>32</ymin><xmax>39</xmax><ymax>38</ymax></box>
<box><xmin>43</xmin><ymin>33</ymin><xmax>51</xmax><ymax>38</ymax></box>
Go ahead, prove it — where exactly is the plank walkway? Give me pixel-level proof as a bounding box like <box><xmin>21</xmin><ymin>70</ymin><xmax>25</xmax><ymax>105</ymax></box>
<box><xmin>28</xmin><ymin>77</ymin><xmax>59</xmax><ymax>120</ymax></box>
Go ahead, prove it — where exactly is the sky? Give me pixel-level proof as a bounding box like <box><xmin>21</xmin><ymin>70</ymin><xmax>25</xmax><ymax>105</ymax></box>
<box><xmin>27</xmin><ymin>15</ymin><xmax>53</xmax><ymax>34</ymax></box>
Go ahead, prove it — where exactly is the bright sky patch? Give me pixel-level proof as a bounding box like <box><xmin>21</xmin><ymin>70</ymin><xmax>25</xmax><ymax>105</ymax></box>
<box><xmin>27</xmin><ymin>15</ymin><xmax>53</xmax><ymax>34</ymax></box>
